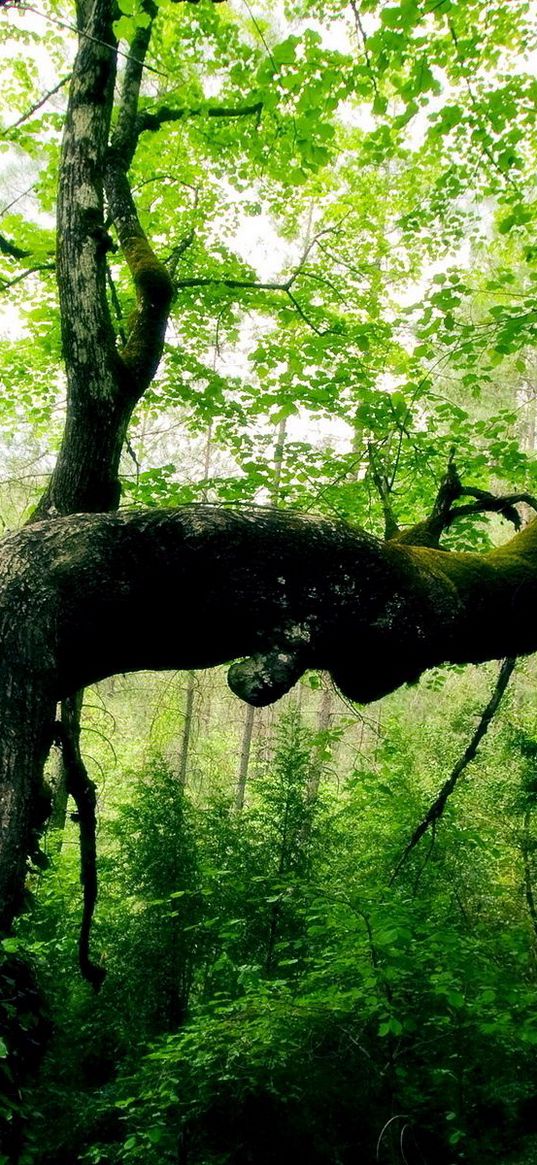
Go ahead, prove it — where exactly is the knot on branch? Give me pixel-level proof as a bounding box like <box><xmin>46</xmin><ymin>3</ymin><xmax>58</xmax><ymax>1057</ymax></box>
<box><xmin>228</xmin><ymin>646</ymin><xmax>309</xmax><ymax>706</ymax></box>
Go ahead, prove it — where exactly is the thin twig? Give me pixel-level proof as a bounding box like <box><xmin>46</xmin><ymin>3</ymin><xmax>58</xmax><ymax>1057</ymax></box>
<box><xmin>239</xmin><ymin>0</ymin><xmax>276</xmax><ymax>69</ymax></box>
<box><xmin>350</xmin><ymin>0</ymin><xmax>379</xmax><ymax>97</ymax></box>
<box><xmin>286</xmin><ymin>289</ymin><xmax>327</xmax><ymax>335</ymax></box>
<box><xmin>0</xmin><ymin>261</ymin><xmax>55</xmax><ymax>290</ymax></box>
<box><xmin>376</xmin><ymin>1115</ymin><xmax>410</xmax><ymax>1162</ymax></box>
<box><xmin>0</xmin><ymin>183</ymin><xmax>37</xmax><ymax>218</ymax></box>
<box><xmin>0</xmin><ymin>73</ymin><xmax>71</xmax><ymax>134</ymax></box>
<box><xmin>522</xmin><ymin>809</ymin><xmax>537</xmax><ymax>941</ymax></box>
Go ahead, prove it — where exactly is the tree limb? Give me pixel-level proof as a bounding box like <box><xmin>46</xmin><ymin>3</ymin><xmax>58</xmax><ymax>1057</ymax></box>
<box><xmin>175</xmin><ymin>274</ymin><xmax>292</xmax><ymax>292</ymax></box>
<box><xmin>4</xmin><ymin>507</ymin><xmax>537</xmax><ymax>707</ymax></box>
<box><xmin>393</xmin><ymin>454</ymin><xmax>537</xmax><ymax>549</ymax></box>
<box><xmin>390</xmin><ymin>656</ymin><xmax>516</xmax><ymax>882</ymax></box>
<box><xmin>1</xmin><ymin>504</ymin><xmax>537</xmax><ymax>938</ymax></box>
<box><xmin>135</xmin><ymin>100</ymin><xmax>263</xmax><ymax>137</ymax></box>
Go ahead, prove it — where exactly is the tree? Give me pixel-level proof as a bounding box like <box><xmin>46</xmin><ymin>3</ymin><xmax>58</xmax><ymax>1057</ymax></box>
<box><xmin>0</xmin><ymin>0</ymin><xmax>537</xmax><ymax>974</ymax></box>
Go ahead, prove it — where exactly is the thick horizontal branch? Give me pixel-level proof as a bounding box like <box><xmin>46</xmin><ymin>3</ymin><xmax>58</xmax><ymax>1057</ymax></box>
<box><xmin>3</xmin><ymin>505</ymin><xmax>537</xmax><ymax>708</ymax></box>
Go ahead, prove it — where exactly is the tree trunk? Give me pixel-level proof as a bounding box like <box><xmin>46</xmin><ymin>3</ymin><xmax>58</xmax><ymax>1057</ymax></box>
<box><xmin>178</xmin><ymin>673</ymin><xmax>196</xmax><ymax>789</ymax></box>
<box><xmin>0</xmin><ymin>576</ymin><xmax>56</xmax><ymax>929</ymax></box>
<box><xmin>235</xmin><ymin>704</ymin><xmax>256</xmax><ymax>812</ymax></box>
<box><xmin>306</xmin><ymin>675</ymin><xmax>334</xmax><ymax>803</ymax></box>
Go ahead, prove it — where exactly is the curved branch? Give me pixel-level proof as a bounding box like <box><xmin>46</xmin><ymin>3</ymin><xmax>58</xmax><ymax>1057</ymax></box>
<box><xmin>445</xmin><ymin>491</ymin><xmax>537</xmax><ymax>529</ymax></box>
<box><xmin>2</xmin><ymin>505</ymin><xmax>537</xmax><ymax>936</ymax></box>
<box><xmin>394</xmin><ymin>456</ymin><xmax>537</xmax><ymax>550</ymax></box>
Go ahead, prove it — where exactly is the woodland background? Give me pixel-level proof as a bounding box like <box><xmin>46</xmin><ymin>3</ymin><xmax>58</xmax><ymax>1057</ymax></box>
<box><xmin>2</xmin><ymin>0</ymin><xmax>537</xmax><ymax>1162</ymax></box>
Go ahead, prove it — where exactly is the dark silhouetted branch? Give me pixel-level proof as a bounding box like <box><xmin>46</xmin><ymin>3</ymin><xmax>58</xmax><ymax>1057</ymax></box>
<box><xmin>391</xmin><ymin>657</ymin><xmax>516</xmax><ymax>882</ymax></box>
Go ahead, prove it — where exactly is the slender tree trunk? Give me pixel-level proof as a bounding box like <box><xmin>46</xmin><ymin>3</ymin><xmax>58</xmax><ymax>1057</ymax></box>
<box><xmin>178</xmin><ymin>672</ymin><xmax>196</xmax><ymax>788</ymax></box>
<box><xmin>522</xmin><ymin>808</ymin><xmax>537</xmax><ymax>942</ymax></box>
<box><xmin>235</xmin><ymin>704</ymin><xmax>255</xmax><ymax>812</ymax></box>
<box><xmin>306</xmin><ymin>675</ymin><xmax>333</xmax><ymax>803</ymax></box>
<box><xmin>177</xmin><ymin>417</ymin><xmax>214</xmax><ymax>787</ymax></box>
<box><xmin>271</xmin><ymin>416</ymin><xmax>287</xmax><ymax>506</ymax></box>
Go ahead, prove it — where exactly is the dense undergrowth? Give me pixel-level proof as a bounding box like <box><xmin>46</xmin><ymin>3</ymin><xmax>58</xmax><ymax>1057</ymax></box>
<box><xmin>4</xmin><ymin>689</ymin><xmax>537</xmax><ymax>1165</ymax></box>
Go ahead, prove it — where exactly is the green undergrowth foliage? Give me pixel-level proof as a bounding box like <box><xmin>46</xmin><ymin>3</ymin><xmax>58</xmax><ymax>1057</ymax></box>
<box><xmin>9</xmin><ymin>705</ymin><xmax>537</xmax><ymax>1165</ymax></box>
